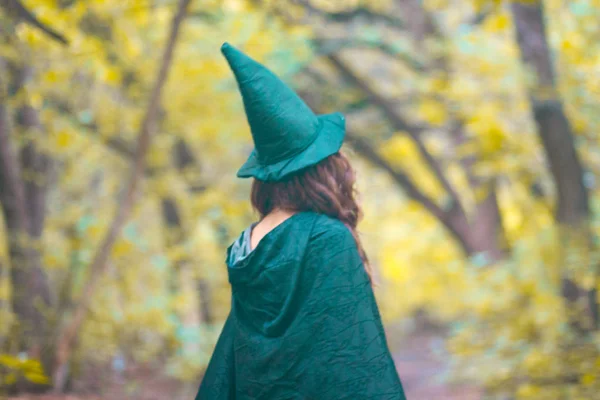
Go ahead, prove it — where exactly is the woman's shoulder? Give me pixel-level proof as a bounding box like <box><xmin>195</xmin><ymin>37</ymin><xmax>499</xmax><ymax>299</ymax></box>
<box><xmin>300</xmin><ymin>212</ymin><xmax>353</xmax><ymax>245</ymax></box>
<box><xmin>301</xmin><ymin>213</ymin><xmax>363</xmax><ymax>278</ymax></box>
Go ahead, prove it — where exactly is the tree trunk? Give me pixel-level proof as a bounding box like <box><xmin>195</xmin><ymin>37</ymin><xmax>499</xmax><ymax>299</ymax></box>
<box><xmin>510</xmin><ymin>1</ymin><xmax>588</xmax><ymax>227</ymax></box>
<box><xmin>52</xmin><ymin>0</ymin><xmax>192</xmax><ymax>391</ymax></box>
<box><xmin>197</xmin><ymin>279</ymin><xmax>213</xmax><ymax>325</ymax></box>
<box><xmin>0</xmin><ymin>63</ymin><xmax>52</xmax><ymax>373</ymax></box>
<box><xmin>510</xmin><ymin>0</ymin><xmax>594</xmax><ymax>328</ymax></box>
<box><xmin>161</xmin><ymin>139</ymin><xmax>213</xmax><ymax>325</ymax></box>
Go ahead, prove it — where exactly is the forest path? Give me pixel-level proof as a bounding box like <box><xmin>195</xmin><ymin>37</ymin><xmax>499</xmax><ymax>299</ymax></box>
<box><xmin>391</xmin><ymin>328</ymin><xmax>482</xmax><ymax>400</ymax></box>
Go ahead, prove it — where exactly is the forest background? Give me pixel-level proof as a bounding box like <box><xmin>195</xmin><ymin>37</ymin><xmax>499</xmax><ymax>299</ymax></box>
<box><xmin>1</xmin><ymin>0</ymin><xmax>600</xmax><ymax>399</ymax></box>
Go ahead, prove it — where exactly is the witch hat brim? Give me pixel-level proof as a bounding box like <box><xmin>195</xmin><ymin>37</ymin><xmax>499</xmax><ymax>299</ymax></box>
<box><xmin>221</xmin><ymin>42</ymin><xmax>346</xmax><ymax>182</ymax></box>
<box><xmin>237</xmin><ymin>112</ymin><xmax>345</xmax><ymax>180</ymax></box>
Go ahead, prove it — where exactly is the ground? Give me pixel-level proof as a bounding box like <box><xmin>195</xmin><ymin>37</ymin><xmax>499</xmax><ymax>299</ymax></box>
<box><xmin>7</xmin><ymin>329</ymin><xmax>482</xmax><ymax>400</ymax></box>
<box><xmin>393</xmin><ymin>331</ymin><xmax>482</xmax><ymax>399</ymax></box>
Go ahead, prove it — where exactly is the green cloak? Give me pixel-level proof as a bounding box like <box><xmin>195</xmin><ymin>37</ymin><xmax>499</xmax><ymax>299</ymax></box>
<box><xmin>196</xmin><ymin>212</ymin><xmax>406</xmax><ymax>399</ymax></box>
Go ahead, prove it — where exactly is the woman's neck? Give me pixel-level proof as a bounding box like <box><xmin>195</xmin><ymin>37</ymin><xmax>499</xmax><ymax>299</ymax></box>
<box><xmin>250</xmin><ymin>209</ymin><xmax>297</xmax><ymax>250</ymax></box>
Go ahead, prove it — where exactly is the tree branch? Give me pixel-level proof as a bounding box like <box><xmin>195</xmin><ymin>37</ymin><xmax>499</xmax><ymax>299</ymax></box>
<box><xmin>327</xmin><ymin>53</ymin><xmax>463</xmax><ymax>213</ymax></box>
<box><xmin>1</xmin><ymin>0</ymin><xmax>68</xmax><ymax>45</ymax></box>
<box><xmin>48</xmin><ymin>98</ymin><xmax>207</xmax><ymax>192</ymax></box>
<box><xmin>345</xmin><ymin>131</ymin><xmax>470</xmax><ymax>252</ymax></box>
<box><xmin>52</xmin><ymin>0</ymin><xmax>192</xmax><ymax>391</ymax></box>
<box><xmin>345</xmin><ymin>132</ymin><xmax>440</xmax><ymax>216</ymax></box>
<box><xmin>294</xmin><ymin>0</ymin><xmax>403</xmax><ymax>29</ymax></box>
<box><xmin>327</xmin><ymin>53</ymin><xmax>421</xmax><ymax>132</ymax></box>
<box><xmin>394</xmin><ymin>0</ymin><xmax>509</xmax><ymax>260</ymax></box>
<box><xmin>314</xmin><ymin>38</ymin><xmax>425</xmax><ymax>71</ymax></box>
<box><xmin>394</xmin><ymin>0</ymin><xmax>439</xmax><ymax>41</ymax></box>
<box><xmin>48</xmin><ymin>97</ymin><xmax>140</xmax><ymax>159</ymax></box>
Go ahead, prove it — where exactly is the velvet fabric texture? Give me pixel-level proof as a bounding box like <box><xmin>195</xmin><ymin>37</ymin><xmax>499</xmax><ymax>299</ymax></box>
<box><xmin>221</xmin><ymin>43</ymin><xmax>346</xmax><ymax>182</ymax></box>
<box><xmin>196</xmin><ymin>212</ymin><xmax>406</xmax><ymax>399</ymax></box>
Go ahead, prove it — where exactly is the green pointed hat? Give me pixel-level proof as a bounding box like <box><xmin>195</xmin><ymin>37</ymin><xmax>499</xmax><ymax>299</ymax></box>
<box><xmin>221</xmin><ymin>42</ymin><xmax>346</xmax><ymax>182</ymax></box>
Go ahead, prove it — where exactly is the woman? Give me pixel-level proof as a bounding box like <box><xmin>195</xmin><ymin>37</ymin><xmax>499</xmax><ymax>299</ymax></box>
<box><xmin>195</xmin><ymin>43</ymin><xmax>406</xmax><ymax>400</ymax></box>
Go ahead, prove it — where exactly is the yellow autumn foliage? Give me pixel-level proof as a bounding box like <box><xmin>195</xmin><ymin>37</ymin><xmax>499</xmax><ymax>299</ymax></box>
<box><xmin>1</xmin><ymin>0</ymin><xmax>600</xmax><ymax>397</ymax></box>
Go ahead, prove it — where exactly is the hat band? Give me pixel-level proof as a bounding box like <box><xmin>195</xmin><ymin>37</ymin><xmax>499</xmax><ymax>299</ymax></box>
<box><xmin>256</xmin><ymin>119</ymin><xmax>323</xmax><ymax>166</ymax></box>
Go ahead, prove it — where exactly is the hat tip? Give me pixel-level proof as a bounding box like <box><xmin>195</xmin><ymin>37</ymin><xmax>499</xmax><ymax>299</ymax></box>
<box><xmin>221</xmin><ymin>42</ymin><xmax>231</xmax><ymax>53</ymax></box>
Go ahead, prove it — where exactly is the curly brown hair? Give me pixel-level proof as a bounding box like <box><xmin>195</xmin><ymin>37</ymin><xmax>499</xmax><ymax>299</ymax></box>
<box><xmin>250</xmin><ymin>152</ymin><xmax>372</xmax><ymax>280</ymax></box>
